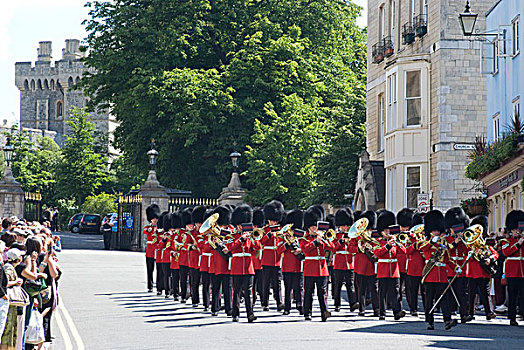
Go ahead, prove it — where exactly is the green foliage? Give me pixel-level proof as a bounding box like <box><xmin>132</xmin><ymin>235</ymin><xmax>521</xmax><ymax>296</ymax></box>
<box><xmin>105</xmin><ymin>155</ymin><xmax>147</xmax><ymax>194</ymax></box>
<box><xmin>56</xmin><ymin>107</ymin><xmax>112</xmax><ymax>205</ymax></box>
<box><xmin>81</xmin><ymin>0</ymin><xmax>367</xmax><ymax>205</ymax></box>
<box><xmin>465</xmin><ymin>133</ymin><xmax>518</xmax><ymax>180</ymax></box>
<box><xmin>81</xmin><ymin>193</ymin><xmax>117</xmax><ymax>217</ymax></box>
<box><xmin>57</xmin><ymin>197</ymin><xmax>79</xmax><ymax>227</ymax></box>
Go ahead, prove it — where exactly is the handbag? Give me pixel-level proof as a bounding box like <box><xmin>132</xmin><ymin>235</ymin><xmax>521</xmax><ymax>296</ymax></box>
<box><xmin>7</xmin><ymin>285</ymin><xmax>29</xmax><ymax>307</ymax></box>
<box><xmin>25</xmin><ymin>307</ymin><xmax>45</xmax><ymax>345</ymax></box>
<box><xmin>24</xmin><ymin>278</ymin><xmax>48</xmax><ymax>297</ymax></box>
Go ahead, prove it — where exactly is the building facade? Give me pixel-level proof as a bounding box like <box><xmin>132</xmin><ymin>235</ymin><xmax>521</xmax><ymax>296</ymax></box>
<box><xmin>14</xmin><ymin>40</ymin><xmax>117</xmax><ymax>151</ymax></box>
<box><xmin>355</xmin><ymin>0</ymin><xmax>491</xmax><ymax>213</ymax></box>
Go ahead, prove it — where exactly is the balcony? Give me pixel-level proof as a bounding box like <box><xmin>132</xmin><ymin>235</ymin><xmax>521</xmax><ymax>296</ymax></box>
<box><xmin>402</xmin><ymin>22</ymin><xmax>415</xmax><ymax>45</ymax></box>
<box><xmin>383</xmin><ymin>36</ymin><xmax>394</xmax><ymax>57</ymax></box>
<box><xmin>414</xmin><ymin>14</ymin><xmax>427</xmax><ymax>37</ymax></box>
<box><xmin>372</xmin><ymin>42</ymin><xmax>385</xmax><ymax>63</ymax></box>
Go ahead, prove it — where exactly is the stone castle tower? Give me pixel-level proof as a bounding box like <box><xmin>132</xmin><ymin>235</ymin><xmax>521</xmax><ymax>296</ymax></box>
<box><xmin>14</xmin><ymin>40</ymin><xmax>116</xmax><ymax>149</ymax></box>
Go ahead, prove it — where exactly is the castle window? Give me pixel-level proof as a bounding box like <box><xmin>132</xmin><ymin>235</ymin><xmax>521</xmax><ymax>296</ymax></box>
<box><xmin>50</xmin><ymin>80</ymin><xmax>55</xmax><ymax>90</ymax></box>
<box><xmin>76</xmin><ymin>76</ymin><xmax>81</xmax><ymax>84</ymax></box>
<box><xmin>44</xmin><ymin>79</ymin><xmax>49</xmax><ymax>90</ymax></box>
<box><xmin>68</xmin><ymin>76</ymin><xmax>74</xmax><ymax>87</ymax></box>
<box><xmin>30</xmin><ymin>80</ymin><xmax>35</xmax><ymax>90</ymax></box>
<box><xmin>24</xmin><ymin>80</ymin><xmax>29</xmax><ymax>90</ymax></box>
<box><xmin>56</xmin><ymin>101</ymin><xmax>63</xmax><ymax>119</ymax></box>
<box><xmin>37</xmin><ymin>79</ymin><xmax>42</xmax><ymax>90</ymax></box>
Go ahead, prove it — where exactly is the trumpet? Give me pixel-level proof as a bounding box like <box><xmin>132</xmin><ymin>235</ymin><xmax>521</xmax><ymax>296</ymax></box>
<box><xmin>251</xmin><ymin>228</ymin><xmax>264</xmax><ymax>241</ymax></box>
<box><xmin>397</xmin><ymin>232</ymin><xmax>411</xmax><ymax>245</ymax></box>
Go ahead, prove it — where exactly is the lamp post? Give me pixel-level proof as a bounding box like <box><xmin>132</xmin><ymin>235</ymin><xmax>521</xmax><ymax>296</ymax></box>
<box><xmin>147</xmin><ymin>140</ymin><xmax>158</xmax><ymax>170</ymax></box>
<box><xmin>218</xmin><ymin>142</ymin><xmax>246</xmax><ymax>205</ymax></box>
<box><xmin>458</xmin><ymin>1</ymin><xmax>478</xmax><ymax>36</ymax></box>
<box><xmin>229</xmin><ymin>150</ymin><xmax>241</xmax><ymax>171</ymax></box>
<box><xmin>3</xmin><ymin>137</ymin><xmax>14</xmax><ymax>168</ymax></box>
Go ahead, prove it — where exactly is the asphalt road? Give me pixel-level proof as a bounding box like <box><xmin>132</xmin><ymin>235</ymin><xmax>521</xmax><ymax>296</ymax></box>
<box><xmin>50</xmin><ymin>232</ymin><xmax>523</xmax><ymax>350</ymax></box>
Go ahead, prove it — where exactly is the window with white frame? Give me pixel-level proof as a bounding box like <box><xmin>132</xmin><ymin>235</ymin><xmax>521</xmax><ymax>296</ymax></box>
<box><xmin>378</xmin><ymin>94</ymin><xmax>385</xmax><ymax>152</ymax></box>
<box><xmin>405</xmin><ymin>70</ymin><xmax>421</xmax><ymax>126</ymax></box>
<box><xmin>513</xmin><ymin>97</ymin><xmax>520</xmax><ymax>125</ymax></box>
<box><xmin>411</xmin><ymin>0</ymin><xmax>416</xmax><ymax>22</ymax></box>
<box><xmin>379</xmin><ymin>5</ymin><xmax>385</xmax><ymax>40</ymax></box>
<box><xmin>405</xmin><ymin>166</ymin><xmax>420</xmax><ymax>208</ymax></box>
<box><xmin>389</xmin><ymin>0</ymin><xmax>396</xmax><ymax>46</ymax></box>
<box><xmin>422</xmin><ymin>0</ymin><xmax>428</xmax><ymax>18</ymax></box>
<box><xmin>493</xmin><ymin>113</ymin><xmax>500</xmax><ymax>140</ymax></box>
<box><xmin>513</xmin><ymin>16</ymin><xmax>520</xmax><ymax>56</ymax></box>
<box><xmin>387</xmin><ymin>73</ymin><xmax>397</xmax><ymax>132</ymax></box>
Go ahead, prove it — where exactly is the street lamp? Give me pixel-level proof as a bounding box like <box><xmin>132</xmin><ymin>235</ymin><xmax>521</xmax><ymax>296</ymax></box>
<box><xmin>147</xmin><ymin>140</ymin><xmax>158</xmax><ymax>170</ymax></box>
<box><xmin>458</xmin><ymin>1</ymin><xmax>478</xmax><ymax>36</ymax></box>
<box><xmin>3</xmin><ymin>137</ymin><xmax>14</xmax><ymax>167</ymax></box>
<box><xmin>230</xmin><ymin>150</ymin><xmax>241</xmax><ymax>170</ymax></box>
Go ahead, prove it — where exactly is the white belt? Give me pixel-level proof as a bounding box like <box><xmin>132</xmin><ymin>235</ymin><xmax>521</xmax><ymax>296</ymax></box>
<box><xmin>506</xmin><ymin>257</ymin><xmax>524</xmax><ymax>261</ymax></box>
<box><xmin>335</xmin><ymin>251</ymin><xmax>350</xmax><ymax>255</ymax></box>
<box><xmin>232</xmin><ymin>253</ymin><xmax>252</xmax><ymax>257</ymax></box>
<box><xmin>202</xmin><ymin>253</ymin><xmax>212</xmax><ymax>257</ymax></box>
<box><xmin>451</xmin><ymin>257</ymin><xmax>464</xmax><ymax>260</ymax></box>
<box><xmin>146</xmin><ymin>241</ymin><xmax>153</xmax><ymax>244</ymax></box>
<box><xmin>378</xmin><ymin>259</ymin><xmax>397</xmax><ymax>263</ymax></box>
<box><xmin>435</xmin><ymin>262</ymin><xmax>446</xmax><ymax>267</ymax></box>
<box><xmin>263</xmin><ymin>246</ymin><xmax>277</xmax><ymax>250</ymax></box>
<box><xmin>305</xmin><ymin>256</ymin><xmax>325</xmax><ymax>261</ymax></box>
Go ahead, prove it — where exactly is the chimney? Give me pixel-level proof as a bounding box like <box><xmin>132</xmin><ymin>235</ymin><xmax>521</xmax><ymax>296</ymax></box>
<box><xmin>62</xmin><ymin>39</ymin><xmax>82</xmax><ymax>60</ymax></box>
<box><xmin>37</xmin><ymin>41</ymin><xmax>52</xmax><ymax>62</ymax></box>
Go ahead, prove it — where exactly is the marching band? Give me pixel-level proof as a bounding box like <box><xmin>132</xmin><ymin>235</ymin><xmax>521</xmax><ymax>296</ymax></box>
<box><xmin>142</xmin><ymin>202</ymin><xmax>524</xmax><ymax>328</ymax></box>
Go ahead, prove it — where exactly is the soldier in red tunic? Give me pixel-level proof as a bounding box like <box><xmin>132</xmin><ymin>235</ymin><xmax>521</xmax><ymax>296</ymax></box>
<box><xmin>155</xmin><ymin>211</ymin><xmax>168</xmax><ymax>296</ymax></box>
<box><xmin>502</xmin><ymin>210</ymin><xmax>524</xmax><ymax>326</ymax></box>
<box><xmin>332</xmin><ymin>208</ymin><xmax>359</xmax><ymax>313</ymax></box>
<box><xmin>405</xmin><ymin>213</ymin><xmax>426</xmax><ymax>316</ymax></box>
<box><xmin>158</xmin><ymin>213</ymin><xmax>173</xmax><ymax>298</ymax></box>
<box><xmin>170</xmin><ymin>213</ymin><xmax>182</xmax><ymax>301</ymax></box>
<box><xmin>178</xmin><ymin>208</ymin><xmax>193</xmax><ymax>303</ymax></box>
<box><xmin>190</xmin><ymin>206</ymin><xmax>207</xmax><ymax>308</ymax></box>
<box><xmin>420</xmin><ymin>210</ymin><xmax>457</xmax><ymax>330</ymax></box>
<box><xmin>396</xmin><ymin>208</ymin><xmax>414</xmax><ymax>308</ymax></box>
<box><xmin>374</xmin><ymin>211</ymin><xmax>406</xmax><ymax>321</ymax></box>
<box><xmin>251</xmin><ymin>209</ymin><xmax>265</xmax><ymax>305</ymax></box>
<box><xmin>144</xmin><ymin>204</ymin><xmax>160</xmax><ymax>292</ymax></box>
<box><xmin>260</xmin><ymin>200</ymin><xmax>285</xmax><ymax>312</ymax></box>
<box><xmin>277</xmin><ymin>209</ymin><xmax>305</xmax><ymax>315</ymax></box>
<box><xmin>230</xmin><ymin>205</ymin><xmax>258</xmax><ymax>323</ymax></box>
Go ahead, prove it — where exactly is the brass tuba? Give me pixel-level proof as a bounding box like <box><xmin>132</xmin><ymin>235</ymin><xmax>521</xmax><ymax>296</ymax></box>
<box><xmin>463</xmin><ymin>224</ymin><xmax>497</xmax><ymax>275</ymax></box>
<box><xmin>348</xmin><ymin>218</ymin><xmax>380</xmax><ymax>253</ymax></box>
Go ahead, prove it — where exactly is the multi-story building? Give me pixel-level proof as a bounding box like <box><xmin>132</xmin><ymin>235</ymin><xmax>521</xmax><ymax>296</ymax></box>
<box><xmin>14</xmin><ymin>40</ymin><xmax>117</xmax><ymax>153</ymax></box>
<box><xmin>354</xmin><ymin>0</ymin><xmax>492</xmax><ymax>213</ymax></box>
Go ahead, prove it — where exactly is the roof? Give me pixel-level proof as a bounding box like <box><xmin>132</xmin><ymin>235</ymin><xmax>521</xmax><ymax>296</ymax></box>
<box><xmin>370</xmin><ymin>161</ymin><xmax>385</xmax><ymax>203</ymax></box>
<box><xmin>486</xmin><ymin>0</ymin><xmax>503</xmax><ymax>17</ymax></box>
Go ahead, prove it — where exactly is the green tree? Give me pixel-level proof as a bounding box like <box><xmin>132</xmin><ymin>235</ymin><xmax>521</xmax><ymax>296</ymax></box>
<box><xmin>56</xmin><ymin>107</ymin><xmax>111</xmax><ymax>206</ymax></box>
<box><xmin>81</xmin><ymin>193</ymin><xmax>117</xmax><ymax>217</ymax></box>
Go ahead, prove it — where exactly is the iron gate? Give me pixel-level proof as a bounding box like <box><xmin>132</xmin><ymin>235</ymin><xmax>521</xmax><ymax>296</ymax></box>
<box><xmin>168</xmin><ymin>197</ymin><xmax>218</xmax><ymax>212</ymax></box>
<box><xmin>114</xmin><ymin>193</ymin><xmax>143</xmax><ymax>251</ymax></box>
<box><xmin>24</xmin><ymin>191</ymin><xmax>42</xmax><ymax>222</ymax></box>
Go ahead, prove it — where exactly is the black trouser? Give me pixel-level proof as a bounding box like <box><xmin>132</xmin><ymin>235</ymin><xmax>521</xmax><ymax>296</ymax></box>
<box><xmin>405</xmin><ymin>275</ymin><xmax>423</xmax><ymax>312</ymax></box>
<box><xmin>398</xmin><ymin>272</ymin><xmax>406</xmax><ymax>305</ymax></box>
<box><xmin>190</xmin><ymin>268</ymin><xmax>201</xmax><ymax>305</ymax></box>
<box><xmin>179</xmin><ymin>265</ymin><xmax>190</xmax><ymax>300</ymax></box>
<box><xmin>468</xmin><ymin>277</ymin><xmax>492</xmax><ymax>316</ymax></box>
<box><xmin>304</xmin><ymin>276</ymin><xmax>328</xmax><ymax>317</ymax></box>
<box><xmin>508</xmin><ymin>278</ymin><xmax>524</xmax><ymax>321</ymax></box>
<box><xmin>448</xmin><ymin>276</ymin><xmax>469</xmax><ymax>318</ymax></box>
<box><xmin>155</xmin><ymin>261</ymin><xmax>164</xmax><ymax>292</ymax></box>
<box><xmin>253</xmin><ymin>269</ymin><xmax>263</xmax><ymax>304</ymax></box>
<box><xmin>378</xmin><ymin>278</ymin><xmax>401</xmax><ymax>316</ymax></box>
<box><xmin>355</xmin><ymin>273</ymin><xmax>379</xmax><ymax>313</ymax></box>
<box><xmin>103</xmin><ymin>230</ymin><xmax>111</xmax><ymax>250</ymax></box>
<box><xmin>424</xmin><ymin>282</ymin><xmax>451</xmax><ymax>325</ymax></box>
<box><xmin>211</xmin><ymin>274</ymin><xmax>232</xmax><ymax>313</ymax></box>
<box><xmin>160</xmin><ymin>263</ymin><xmax>170</xmax><ymax>295</ymax></box>
<box><xmin>328</xmin><ymin>266</ymin><xmax>335</xmax><ymax>298</ymax></box>
<box><xmin>333</xmin><ymin>269</ymin><xmax>357</xmax><ymax>307</ymax></box>
<box><xmin>283</xmin><ymin>272</ymin><xmax>303</xmax><ymax>312</ymax></box>
<box><xmin>262</xmin><ymin>266</ymin><xmax>282</xmax><ymax>307</ymax></box>
<box><xmin>146</xmin><ymin>257</ymin><xmax>155</xmax><ymax>290</ymax></box>
<box><xmin>232</xmin><ymin>275</ymin><xmax>254</xmax><ymax>317</ymax></box>
<box><xmin>170</xmin><ymin>268</ymin><xmax>180</xmax><ymax>297</ymax></box>
<box><xmin>201</xmin><ymin>271</ymin><xmax>211</xmax><ymax>308</ymax></box>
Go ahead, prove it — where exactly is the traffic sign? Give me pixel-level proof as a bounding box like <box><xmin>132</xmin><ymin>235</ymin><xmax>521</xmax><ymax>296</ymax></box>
<box><xmin>417</xmin><ymin>193</ymin><xmax>430</xmax><ymax>213</ymax></box>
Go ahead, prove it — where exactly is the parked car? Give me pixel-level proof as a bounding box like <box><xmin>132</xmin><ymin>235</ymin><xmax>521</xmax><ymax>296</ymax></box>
<box><xmin>68</xmin><ymin>213</ymin><xmax>102</xmax><ymax>234</ymax></box>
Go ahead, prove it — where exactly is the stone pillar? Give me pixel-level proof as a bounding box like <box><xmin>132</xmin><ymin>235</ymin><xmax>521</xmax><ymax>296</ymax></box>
<box><xmin>218</xmin><ymin>172</ymin><xmax>246</xmax><ymax>206</ymax></box>
<box><xmin>139</xmin><ymin>170</ymin><xmax>170</xmax><ymax>230</ymax></box>
<box><xmin>0</xmin><ymin>166</ymin><xmax>25</xmax><ymax>219</ymax></box>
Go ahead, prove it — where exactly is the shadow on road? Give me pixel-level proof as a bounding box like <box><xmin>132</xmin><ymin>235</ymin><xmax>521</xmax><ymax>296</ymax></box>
<box><xmin>57</xmin><ymin>232</ymin><xmax>104</xmax><ymax>250</ymax></box>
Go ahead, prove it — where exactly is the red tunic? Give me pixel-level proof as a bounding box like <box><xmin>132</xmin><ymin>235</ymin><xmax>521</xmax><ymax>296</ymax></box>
<box><xmin>212</xmin><ymin>246</ymin><xmax>230</xmax><ymax>275</ymax></box>
<box><xmin>350</xmin><ymin>237</ymin><xmax>376</xmax><ymax>276</ymax></box>
<box><xmin>447</xmin><ymin>240</ymin><xmax>468</xmax><ymax>278</ymax></box>
<box><xmin>260</xmin><ymin>227</ymin><xmax>281</xmax><ymax>267</ymax></box>
<box><xmin>466</xmin><ymin>246</ymin><xmax>498</xmax><ymax>279</ymax></box>
<box><xmin>300</xmin><ymin>238</ymin><xmax>334</xmax><ymax>277</ymax></box>
<box><xmin>188</xmin><ymin>230</ymin><xmax>201</xmax><ymax>269</ymax></box>
<box><xmin>229</xmin><ymin>237</ymin><xmax>255</xmax><ymax>275</ymax></box>
<box><xmin>373</xmin><ymin>239</ymin><xmax>405</xmax><ymax>278</ymax></box>
<box><xmin>170</xmin><ymin>233</ymin><xmax>180</xmax><ymax>269</ymax></box>
<box><xmin>143</xmin><ymin>225</ymin><xmax>157</xmax><ymax>258</ymax></box>
<box><xmin>158</xmin><ymin>232</ymin><xmax>172</xmax><ymax>264</ymax></box>
<box><xmin>177</xmin><ymin>229</ymin><xmax>190</xmax><ymax>267</ymax></box>
<box><xmin>421</xmin><ymin>242</ymin><xmax>451</xmax><ymax>283</ymax></box>
<box><xmin>277</xmin><ymin>241</ymin><xmax>302</xmax><ymax>273</ymax></box>
<box><xmin>199</xmin><ymin>238</ymin><xmax>213</xmax><ymax>272</ymax></box>
<box><xmin>397</xmin><ymin>249</ymin><xmax>407</xmax><ymax>274</ymax></box>
<box><xmin>502</xmin><ymin>238</ymin><xmax>524</xmax><ymax>278</ymax></box>
<box><xmin>333</xmin><ymin>239</ymin><xmax>353</xmax><ymax>271</ymax></box>
<box><xmin>406</xmin><ymin>243</ymin><xmax>424</xmax><ymax>277</ymax></box>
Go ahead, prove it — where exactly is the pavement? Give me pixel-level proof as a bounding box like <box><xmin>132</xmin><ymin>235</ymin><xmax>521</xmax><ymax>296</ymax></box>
<box><xmin>49</xmin><ymin>232</ymin><xmax>523</xmax><ymax>350</ymax></box>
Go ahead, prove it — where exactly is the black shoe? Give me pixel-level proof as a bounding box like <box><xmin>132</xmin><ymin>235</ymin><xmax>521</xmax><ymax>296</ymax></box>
<box><xmin>305</xmin><ymin>315</ymin><xmax>312</xmax><ymax>321</ymax></box>
<box><xmin>379</xmin><ymin>316</ymin><xmax>386</xmax><ymax>320</ymax></box>
<box><xmin>204</xmin><ymin>307</ymin><xmax>209</xmax><ymax>312</ymax></box>
<box><xmin>157</xmin><ymin>291</ymin><xmax>162</xmax><ymax>296</ymax></box>
<box><xmin>510</xmin><ymin>320</ymin><xmax>519</xmax><ymax>326</ymax></box>
<box><xmin>192</xmin><ymin>304</ymin><xmax>198</xmax><ymax>308</ymax></box>
<box><xmin>427</xmin><ymin>324</ymin><xmax>434</xmax><ymax>330</ymax></box>
<box><xmin>226</xmin><ymin>310</ymin><xmax>232</xmax><ymax>317</ymax></box>
<box><xmin>350</xmin><ymin>303</ymin><xmax>359</xmax><ymax>312</ymax></box>
<box><xmin>334</xmin><ymin>307</ymin><xmax>341</xmax><ymax>312</ymax></box>
<box><xmin>461</xmin><ymin>315</ymin><xmax>473</xmax><ymax>324</ymax></box>
<box><xmin>220</xmin><ymin>305</ymin><xmax>225</xmax><ymax>311</ymax></box>
<box><xmin>173</xmin><ymin>296</ymin><xmax>179</xmax><ymax>301</ymax></box>
<box><xmin>297</xmin><ymin>308</ymin><xmax>304</xmax><ymax>315</ymax></box>
<box><xmin>410</xmin><ymin>311</ymin><xmax>418</xmax><ymax>317</ymax></box>
<box><xmin>181</xmin><ymin>299</ymin><xmax>186</xmax><ymax>304</ymax></box>
<box><xmin>263</xmin><ymin>306</ymin><xmax>269</xmax><ymax>311</ymax></box>
<box><xmin>445</xmin><ymin>319</ymin><xmax>458</xmax><ymax>330</ymax></box>
<box><xmin>321</xmin><ymin>311</ymin><xmax>331</xmax><ymax>322</ymax></box>
<box><xmin>211</xmin><ymin>312</ymin><xmax>218</xmax><ymax>316</ymax></box>
<box><xmin>486</xmin><ymin>313</ymin><xmax>496</xmax><ymax>320</ymax></box>
<box><xmin>232</xmin><ymin>316</ymin><xmax>239</xmax><ymax>322</ymax></box>
<box><xmin>394</xmin><ymin>310</ymin><xmax>406</xmax><ymax>320</ymax></box>
<box><xmin>283</xmin><ymin>310</ymin><xmax>290</xmax><ymax>315</ymax></box>
<box><xmin>373</xmin><ymin>311</ymin><xmax>380</xmax><ymax>317</ymax></box>
<box><xmin>248</xmin><ymin>314</ymin><xmax>257</xmax><ymax>323</ymax></box>
<box><xmin>148</xmin><ymin>288</ymin><xmax>153</xmax><ymax>293</ymax></box>
<box><xmin>277</xmin><ymin>304</ymin><xmax>284</xmax><ymax>312</ymax></box>
<box><xmin>358</xmin><ymin>312</ymin><xmax>365</xmax><ymax>317</ymax></box>
<box><xmin>165</xmin><ymin>294</ymin><xmax>170</xmax><ymax>299</ymax></box>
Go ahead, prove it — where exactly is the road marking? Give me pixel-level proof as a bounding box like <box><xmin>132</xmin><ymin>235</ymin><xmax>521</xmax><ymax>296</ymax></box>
<box><xmin>55</xmin><ymin>308</ymin><xmax>73</xmax><ymax>350</ymax></box>
<box><xmin>59</xmin><ymin>303</ymin><xmax>85</xmax><ymax>350</ymax></box>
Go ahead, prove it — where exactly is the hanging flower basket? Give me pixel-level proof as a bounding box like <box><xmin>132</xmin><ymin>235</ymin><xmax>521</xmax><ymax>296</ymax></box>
<box><xmin>460</xmin><ymin>197</ymin><xmax>489</xmax><ymax>218</ymax></box>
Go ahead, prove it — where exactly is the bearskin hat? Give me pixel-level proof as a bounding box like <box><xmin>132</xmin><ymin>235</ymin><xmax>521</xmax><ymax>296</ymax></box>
<box><xmin>263</xmin><ymin>200</ymin><xmax>285</xmax><ymax>223</ymax></box>
<box><xmin>377</xmin><ymin>210</ymin><xmax>396</xmax><ymax>234</ymax></box>
<box><xmin>213</xmin><ymin>206</ymin><xmax>232</xmax><ymax>226</ymax></box>
<box><xmin>445</xmin><ymin>207</ymin><xmax>470</xmax><ymax>230</ymax></box>
<box><xmin>231</xmin><ymin>204</ymin><xmax>253</xmax><ymax>226</ymax></box>
<box><xmin>192</xmin><ymin>206</ymin><xmax>206</xmax><ymax>224</ymax></box>
<box><xmin>360</xmin><ymin>210</ymin><xmax>377</xmax><ymax>230</ymax></box>
<box><xmin>181</xmin><ymin>208</ymin><xmax>193</xmax><ymax>227</ymax></box>
<box><xmin>285</xmin><ymin>209</ymin><xmax>304</xmax><ymax>230</ymax></box>
<box><xmin>157</xmin><ymin>211</ymin><xmax>169</xmax><ymax>230</ymax></box>
<box><xmin>253</xmin><ymin>208</ymin><xmax>265</xmax><ymax>228</ymax></box>
<box><xmin>424</xmin><ymin>210</ymin><xmax>446</xmax><ymax>235</ymax></box>
<box><xmin>412</xmin><ymin>212</ymin><xmax>425</xmax><ymax>227</ymax></box>
<box><xmin>353</xmin><ymin>210</ymin><xmax>362</xmax><ymax>221</ymax></box>
<box><xmin>171</xmin><ymin>212</ymin><xmax>183</xmax><ymax>229</ymax></box>
<box><xmin>335</xmin><ymin>208</ymin><xmax>354</xmax><ymax>227</ymax></box>
<box><xmin>326</xmin><ymin>214</ymin><xmax>336</xmax><ymax>230</ymax></box>
<box><xmin>505</xmin><ymin>210</ymin><xmax>524</xmax><ymax>231</ymax></box>
<box><xmin>163</xmin><ymin>213</ymin><xmax>172</xmax><ymax>231</ymax></box>
<box><xmin>146</xmin><ymin>204</ymin><xmax>161</xmax><ymax>222</ymax></box>
<box><xmin>471</xmin><ymin>215</ymin><xmax>489</xmax><ymax>235</ymax></box>
<box><xmin>303</xmin><ymin>206</ymin><xmax>324</xmax><ymax>230</ymax></box>
<box><xmin>397</xmin><ymin>208</ymin><xmax>414</xmax><ymax>228</ymax></box>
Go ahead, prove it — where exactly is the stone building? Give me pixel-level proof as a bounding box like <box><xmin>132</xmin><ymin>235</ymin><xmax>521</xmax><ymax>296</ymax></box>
<box><xmin>14</xmin><ymin>40</ymin><xmax>117</xmax><ymax>152</ymax></box>
<box><xmin>354</xmin><ymin>0</ymin><xmax>491</xmax><ymax>213</ymax></box>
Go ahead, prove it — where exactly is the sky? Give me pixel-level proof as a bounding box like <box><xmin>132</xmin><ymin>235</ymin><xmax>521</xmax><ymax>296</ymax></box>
<box><xmin>0</xmin><ymin>0</ymin><xmax>368</xmax><ymax>126</ymax></box>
